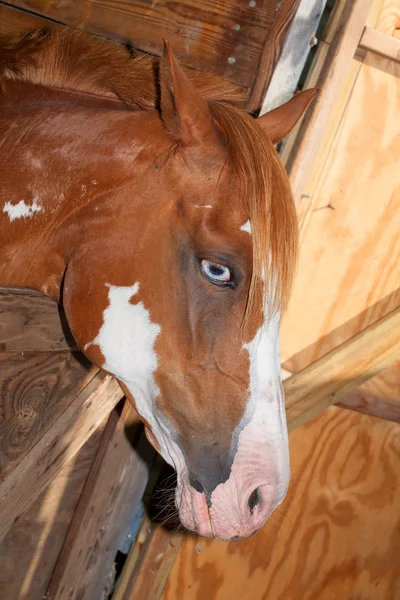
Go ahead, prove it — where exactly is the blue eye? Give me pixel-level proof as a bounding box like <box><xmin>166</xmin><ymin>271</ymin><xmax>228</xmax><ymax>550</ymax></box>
<box><xmin>201</xmin><ymin>259</ymin><xmax>231</xmax><ymax>285</ymax></box>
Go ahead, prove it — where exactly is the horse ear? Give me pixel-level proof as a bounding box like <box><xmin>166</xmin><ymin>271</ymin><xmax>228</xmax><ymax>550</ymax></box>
<box><xmin>258</xmin><ymin>89</ymin><xmax>319</xmax><ymax>144</ymax></box>
<box><xmin>159</xmin><ymin>40</ymin><xmax>224</xmax><ymax>163</ymax></box>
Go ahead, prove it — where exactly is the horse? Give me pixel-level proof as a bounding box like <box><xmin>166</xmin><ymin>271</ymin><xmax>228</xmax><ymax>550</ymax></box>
<box><xmin>0</xmin><ymin>27</ymin><xmax>316</xmax><ymax>541</ymax></box>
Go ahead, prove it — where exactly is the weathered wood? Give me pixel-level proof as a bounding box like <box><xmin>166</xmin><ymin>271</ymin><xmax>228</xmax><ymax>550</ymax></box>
<box><xmin>47</xmin><ymin>400</ymin><xmax>149</xmax><ymax>600</ymax></box>
<box><xmin>1</xmin><ymin>0</ymin><xmax>298</xmax><ymax>109</ymax></box>
<box><xmin>0</xmin><ymin>373</ymin><xmax>124</xmax><ymax>540</ymax></box>
<box><xmin>0</xmin><ymin>287</ymin><xmax>78</xmax><ymax>352</ymax></box>
<box><xmin>0</xmin><ymin>351</ymin><xmax>95</xmax><ymax>477</ymax></box>
<box><xmin>284</xmin><ymin>306</ymin><xmax>400</xmax><ymax>430</ymax></box>
<box><xmin>260</xmin><ymin>0</ymin><xmax>327</xmax><ymax>114</ymax></box>
<box><xmin>0</xmin><ymin>424</ymin><xmax>105</xmax><ymax>600</ymax></box>
<box><xmin>0</xmin><ymin>2</ymin><xmax>52</xmax><ymax>36</ymax></box>
<box><xmin>359</xmin><ymin>25</ymin><xmax>400</xmax><ymax>62</ymax></box>
<box><xmin>113</xmin><ymin>515</ymin><xmax>183</xmax><ymax>600</ymax></box>
<box><xmin>285</xmin><ymin>0</ymin><xmax>373</xmax><ymax>204</ymax></box>
<box><xmin>163</xmin><ymin>407</ymin><xmax>400</xmax><ymax>600</ymax></box>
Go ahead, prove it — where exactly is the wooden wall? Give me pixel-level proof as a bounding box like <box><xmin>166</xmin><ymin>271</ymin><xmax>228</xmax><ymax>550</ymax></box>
<box><xmin>164</xmin><ymin>405</ymin><xmax>400</xmax><ymax>600</ymax></box>
<box><xmin>0</xmin><ymin>0</ymin><xmax>303</xmax><ymax>111</ymax></box>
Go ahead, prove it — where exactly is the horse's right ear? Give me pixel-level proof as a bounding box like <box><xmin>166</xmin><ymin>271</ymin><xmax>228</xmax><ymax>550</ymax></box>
<box><xmin>159</xmin><ymin>40</ymin><xmax>224</xmax><ymax>165</ymax></box>
<box><xmin>258</xmin><ymin>89</ymin><xmax>319</xmax><ymax>144</ymax></box>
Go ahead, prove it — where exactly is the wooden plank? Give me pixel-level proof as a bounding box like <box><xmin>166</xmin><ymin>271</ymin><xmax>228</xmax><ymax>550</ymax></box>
<box><xmin>280</xmin><ymin>0</ymin><xmax>400</xmax><ymax>371</ymax></box>
<box><xmin>337</xmin><ymin>358</ymin><xmax>400</xmax><ymax>423</ymax></box>
<box><xmin>0</xmin><ymin>0</ymin><xmax>293</xmax><ymax>105</ymax></box>
<box><xmin>0</xmin><ymin>421</ymin><xmax>105</xmax><ymax>600</ymax></box>
<box><xmin>284</xmin><ymin>306</ymin><xmax>400</xmax><ymax>430</ymax></box>
<box><xmin>0</xmin><ymin>373</ymin><xmax>124</xmax><ymax>540</ymax></box>
<box><xmin>163</xmin><ymin>406</ymin><xmax>400</xmax><ymax>600</ymax></box>
<box><xmin>284</xmin><ymin>0</ymin><xmax>373</xmax><ymax>205</ymax></box>
<box><xmin>0</xmin><ymin>287</ymin><xmax>78</xmax><ymax>352</ymax></box>
<box><xmin>0</xmin><ymin>3</ymin><xmax>53</xmax><ymax>36</ymax></box>
<box><xmin>113</xmin><ymin>515</ymin><xmax>183</xmax><ymax>600</ymax></box>
<box><xmin>0</xmin><ymin>351</ymin><xmax>95</xmax><ymax>477</ymax></box>
<box><xmin>337</xmin><ymin>391</ymin><xmax>400</xmax><ymax>423</ymax></box>
<box><xmin>359</xmin><ymin>25</ymin><xmax>400</xmax><ymax>62</ymax></box>
<box><xmin>46</xmin><ymin>400</ymin><xmax>149</xmax><ymax>600</ymax></box>
<box><xmin>260</xmin><ymin>0</ymin><xmax>327</xmax><ymax>114</ymax></box>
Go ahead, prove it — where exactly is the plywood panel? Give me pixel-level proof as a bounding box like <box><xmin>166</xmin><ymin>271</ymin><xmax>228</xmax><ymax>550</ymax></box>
<box><xmin>163</xmin><ymin>407</ymin><xmax>400</xmax><ymax>600</ymax></box>
<box><xmin>280</xmin><ymin>0</ymin><xmax>400</xmax><ymax>371</ymax></box>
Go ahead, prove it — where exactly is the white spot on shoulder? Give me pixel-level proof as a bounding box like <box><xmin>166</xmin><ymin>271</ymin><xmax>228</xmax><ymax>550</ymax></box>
<box><xmin>194</xmin><ymin>204</ymin><xmax>212</xmax><ymax>209</ymax></box>
<box><xmin>3</xmin><ymin>199</ymin><xmax>42</xmax><ymax>222</ymax></box>
<box><xmin>241</xmin><ymin>220</ymin><xmax>252</xmax><ymax>235</ymax></box>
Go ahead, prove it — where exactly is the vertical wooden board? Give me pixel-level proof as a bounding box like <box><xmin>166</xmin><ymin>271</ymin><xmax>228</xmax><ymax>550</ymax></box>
<box><xmin>0</xmin><ymin>351</ymin><xmax>95</xmax><ymax>478</ymax></box>
<box><xmin>280</xmin><ymin>0</ymin><xmax>400</xmax><ymax>370</ymax></box>
<box><xmin>0</xmin><ymin>422</ymin><xmax>105</xmax><ymax>600</ymax></box>
<box><xmin>163</xmin><ymin>407</ymin><xmax>400</xmax><ymax>600</ymax></box>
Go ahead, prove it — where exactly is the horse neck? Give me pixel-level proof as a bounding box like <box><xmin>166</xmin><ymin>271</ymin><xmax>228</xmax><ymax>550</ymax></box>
<box><xmin>0</xmin><ymin>82</ymin><xmax>167</xmax><ymax>301</ymax></box>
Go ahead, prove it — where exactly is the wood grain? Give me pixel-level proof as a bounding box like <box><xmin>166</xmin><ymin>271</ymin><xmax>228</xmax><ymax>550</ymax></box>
<box><xmin>284</xmin><ymin>306</ymin><xmax>400</xmax><ymax>430</ymax></box>
<box><xmin>0</xmin><ymin>350</ymin><xmax>95</xmax><ymax>477</ymax></box>
<box><xmin>0</xmin><ymin>3</ymin><xmax>52</xmax><ymax>37</ymax></box>
<box><xmin>0</xmin><ymin>373</ymin><xmax>124</xmax><ymax>540</ymax></box>
<box><xmin>47</xmin><ymin>400</ymin><xmax>149</xmax><ymax>600</ymax></box>
<box><xmin>280</xmin><ymin>0</ymin><xmax>400</xmax><ymax>372</ymax></box>
<box><xmin>163</xmin><ymin>407</ymin><xmax>400</xmax><ymax>600</ymax></box>
<box><xmin>0</xmin><ymin>423</ymin><xmax>105</xmax><ymax>600</ymax></box>
<box><xmin>1</xmin><ymin>0</ymin><xmax>295</xmax><ymax>107</ymax></box>
<box><xmin>359</xmin><ymin>25</ymin><xmax>400</xmax><ymax>61</ymax></box>
<box><xmin>285</xmin><ymin>0</ymin><xmax>373</xmax><ymax>205</ymax></box>
<box><xmin>0</xmin><ymin>287</ymin><xmax>78</xmax><ymax>352</ymax></box>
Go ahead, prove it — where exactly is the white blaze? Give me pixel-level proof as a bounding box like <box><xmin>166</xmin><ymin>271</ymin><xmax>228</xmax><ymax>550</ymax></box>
<box><xmin>85</xmin><ymin>283</ymin><xmax>185</xmax><ymax>471</ymax></box>
<box><xmin>3</xmin><ymin>199</ymin><xmax>42</xmax><ymax>222</ymax></box>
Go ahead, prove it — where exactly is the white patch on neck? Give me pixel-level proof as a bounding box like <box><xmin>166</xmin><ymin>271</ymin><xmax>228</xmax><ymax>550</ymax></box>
<box><xmin>240</xmin><ymin>220</ymin><xmax>252</xmax><ymax>235</ymax></box>
<box><xmin>85</xmin><ymin>282</ymin><xmax>186</xmax><ymax>471</ymax></box>
<box><xmin>3</xmin><ymin>198</ymin><xmax>42</xmax><ymax>222</ymax></box>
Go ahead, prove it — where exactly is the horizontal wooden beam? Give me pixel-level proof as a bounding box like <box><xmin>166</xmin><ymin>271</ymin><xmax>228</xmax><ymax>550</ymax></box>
<box><xmin>0</xmin><ymin>287</ymin><xmax>77</xmax><ymax>352</ymax></box>
<box><xmin>0</xmin><ymin>373</ymin><xmax>124</xmax><ymax>540</ymax></box>
<box><xmin>359</xmin><ymin>26</ymin><xmax>400</xmax><ymax>63</ymax></box>
<box><xmin>285</xmin><ymin>306</ymin><xmax>400</xmax><ymax>430</ymax></box>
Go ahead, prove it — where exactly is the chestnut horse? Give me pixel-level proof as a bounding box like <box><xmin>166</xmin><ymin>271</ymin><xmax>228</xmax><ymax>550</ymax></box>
<box><xmin>0</xmin><ymin>28</ymin><xmax>316</xmax><ymax>541</ymax></box>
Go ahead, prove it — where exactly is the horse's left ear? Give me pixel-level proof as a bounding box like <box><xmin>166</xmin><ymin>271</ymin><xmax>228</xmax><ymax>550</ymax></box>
<box><xmin>258</xmin><ymin>89</ymin><xmax>319</xmax><ymax>144</ymax></box>
<box><xmin>159</xmin><ymin>40</ymin><xmax>224</xmax><ymax>165</ymax></box>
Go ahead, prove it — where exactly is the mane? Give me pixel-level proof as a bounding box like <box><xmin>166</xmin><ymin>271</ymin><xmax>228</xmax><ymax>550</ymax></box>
<box><xmin>0</xmin><ymin>26</ymin><xmax>298</xmax><ymax>318</ymax></box>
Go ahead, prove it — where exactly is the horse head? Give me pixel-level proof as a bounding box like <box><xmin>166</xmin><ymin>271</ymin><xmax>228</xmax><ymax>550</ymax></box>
<box><xmin>60</xmin><ymin>41</ymin><xmax>317</xmax><ymax>540</ymax></box>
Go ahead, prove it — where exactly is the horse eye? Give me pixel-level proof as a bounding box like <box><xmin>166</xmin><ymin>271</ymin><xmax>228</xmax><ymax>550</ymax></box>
<box><xmin>200</xmin><ymin>259</ymin><xmax>231</xmax><ymax>285</ymax></box>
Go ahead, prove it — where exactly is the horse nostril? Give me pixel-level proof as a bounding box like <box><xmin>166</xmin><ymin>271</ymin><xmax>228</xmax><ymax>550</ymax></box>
<box><xmin>248</xmin><ymin>487</ymin><xmax>261</xmax><ymax>513</ymax></box>
<box><xmin>190</xmin><ymin>478</ymin><xmax>204</xmax><ymax>494</ymax></box>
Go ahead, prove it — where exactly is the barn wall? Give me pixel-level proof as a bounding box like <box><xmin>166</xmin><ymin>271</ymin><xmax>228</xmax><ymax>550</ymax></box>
<box><xmin>0</xmin><ymin>0</ymin><xmax>303</xmax><ymax>111</ymax></box>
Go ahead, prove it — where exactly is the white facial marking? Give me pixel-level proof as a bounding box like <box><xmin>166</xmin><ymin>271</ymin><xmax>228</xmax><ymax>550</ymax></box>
<box><xmin>200</xmin><ymin>311</ymin><xmax>289</xmax><ymax>539</ymax></box>
<box><xmin>85</xmin><ymin>283</ymin><xmax>186</xmax><ymax>471</ymax></box>
<box><xmin>3</xmin><ymin>198</ymin><xmax>42</xmax><ymax>222</ymax></box>
<box><xmin>241</xmin><ymin>219</ymin><xmax>252</xmax><ymax>235</ymax></box>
